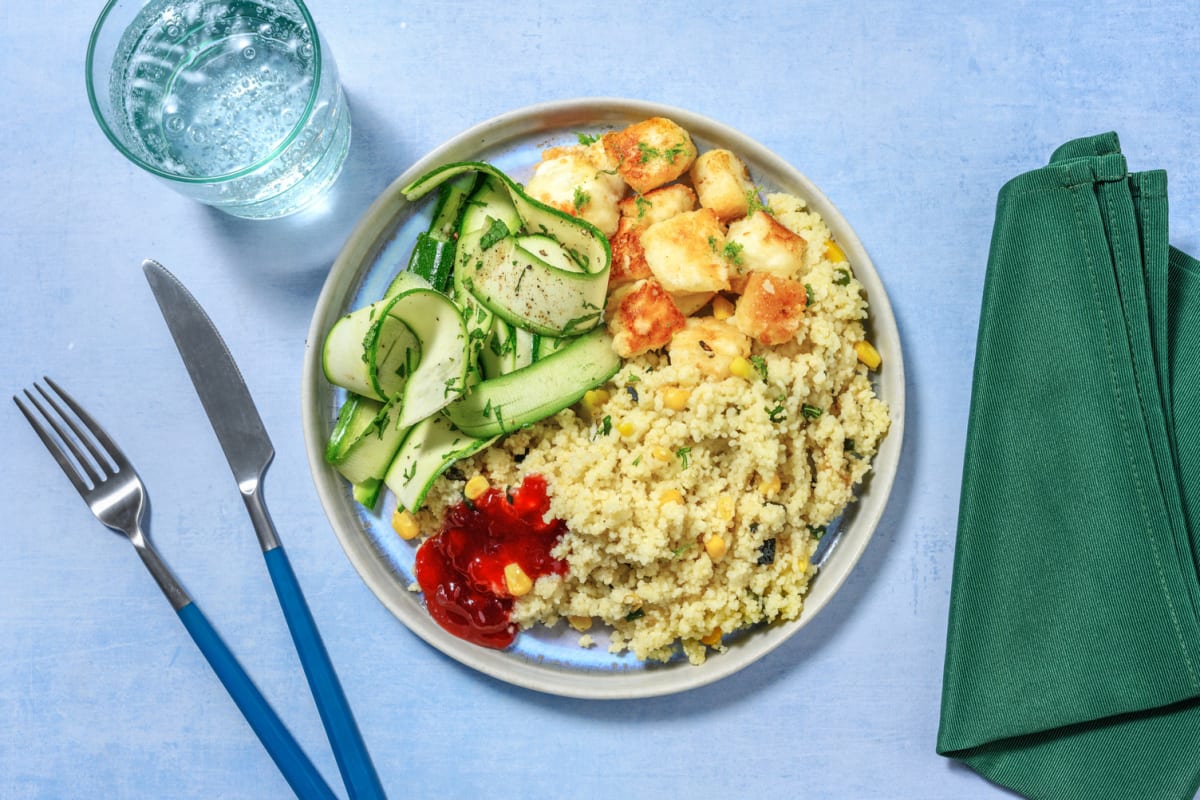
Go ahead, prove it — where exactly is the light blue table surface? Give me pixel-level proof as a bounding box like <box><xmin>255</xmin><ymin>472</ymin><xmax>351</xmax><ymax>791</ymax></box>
<box><xmin>4</xmin><ymin>2</ymin><xmax>1199</xmax><ymax>798</ymax></box>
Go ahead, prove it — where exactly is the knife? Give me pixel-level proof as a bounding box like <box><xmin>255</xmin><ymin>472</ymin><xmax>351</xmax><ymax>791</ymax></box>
<box><xmin>143</xmin><ymin>259</ymin><xmax>387</xmax><ymax>800</ymax></box>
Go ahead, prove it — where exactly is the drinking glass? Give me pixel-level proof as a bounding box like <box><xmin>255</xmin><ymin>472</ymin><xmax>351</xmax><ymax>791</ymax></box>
<box><xmin>86</xmin><ymin>0</ymin><xmax>351</xmax><ymax>220</ymax></box>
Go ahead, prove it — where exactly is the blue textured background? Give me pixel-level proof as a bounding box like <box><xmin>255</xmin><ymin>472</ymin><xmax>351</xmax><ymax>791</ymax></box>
<box><xmin>3</xmin><ymin>2</ymin><xmax>1198</xmax><ymax>797</ymax></box>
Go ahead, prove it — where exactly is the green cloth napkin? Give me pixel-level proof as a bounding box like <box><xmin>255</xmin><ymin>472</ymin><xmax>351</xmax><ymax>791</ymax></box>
<box><xmin>938</xmin><ymin>132</ymin><xmax>1200</xmax><ymax>799</ymax></box>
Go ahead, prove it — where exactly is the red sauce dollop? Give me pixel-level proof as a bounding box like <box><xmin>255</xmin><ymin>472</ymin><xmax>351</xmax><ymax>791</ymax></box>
<box><xmin>414</xmin><ymin>474</ymin><xmax>567</xmax><ymax>649</ymax></box>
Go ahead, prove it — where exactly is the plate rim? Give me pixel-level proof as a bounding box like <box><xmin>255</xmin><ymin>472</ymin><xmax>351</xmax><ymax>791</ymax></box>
<box><xmin>301</xmin><ymin>97</ymin><xmax>906</xmax><ymax>700</ymax></box>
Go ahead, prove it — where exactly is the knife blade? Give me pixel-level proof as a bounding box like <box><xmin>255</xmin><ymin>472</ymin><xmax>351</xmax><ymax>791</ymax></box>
<box><xmin>142</xmin><ymin>260</ymin><xmax>280</xmax><ymax>547</ymax></box>
<box><xmin>144</xmin><ymin>259</ymin><xmax>386</xmax><ymax>800</ymax></box>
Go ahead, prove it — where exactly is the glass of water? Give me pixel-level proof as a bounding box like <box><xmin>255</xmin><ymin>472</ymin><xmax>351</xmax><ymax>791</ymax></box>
<box><xmin>86</xmin><ymin>0</ymin><xmax>351</xmax><ymax>220</ymax></box>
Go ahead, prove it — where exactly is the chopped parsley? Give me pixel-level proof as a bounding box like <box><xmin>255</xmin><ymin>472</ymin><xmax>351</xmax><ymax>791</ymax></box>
<box><xmin>663</xmin><ymin>141</ymin><xmax>690</xmax><ymax>162</ymax></box>
<box><xmin>746</xmin><ymin>189</ymin><xmax>767</xmax><ymax>215</ymax></box>
<box><xmin>479</xmin><ymin>218</ymin><xmax>509</xmax><ymax>250</ymax></box>
<box><xmin>722</xmin><ymin>241</ymin><xmax>744</xmax><ymax>266</ymax></box>
<box><xmin>572</xmin><ymin>185</ymin><xmax>590</xmax><ymax>211</ymax></box>
<box><xmin>636</xmin><ymin>140</ymin><xmax>690</xmax><ymax>164</ymax></box>
<box><xmin>834</xmin><ymin>268</ymin><xmax>851</xmax><ymax>286</ymax></box>
<box><xmin>804</xmin><ymin>283</ymin><xmax>815</xmax><ymax>305</ymax></box>
<box><xmin>809</xmin><ymin>525</ymin><xmax>828</xmax><ymax>540</ymax></box>
<box><xmin>624</xmin><ymin>608</ymin><xmax>645</xmax><ymax>622</ymax></box>
<box><xmin>576</xmin><ymin>132</ymin><xmax>601</xmax><ymax>145</ymax></box>
<box><xmin>514</xmin><ymin>264</ymin><xmax>530</xmax><ymax>295</ymax></box>
<box><xmin>634</xmin><ymin>195</ymin><xmax>652</xmax><ymax>219</ymax></box>
<box><xmin>749</xmin><ymin>354</ymin><xmax>769</xmax><ymax>381</ymax></box>
<box><xmin>560</xmin><ymin>311</ymin><xmax>602</xmax><ymax>336</ymax></box>
<box><xmin>600</xmin><ymin>415</ymin><xmax>613</xmax><ymax>437</ymax></box>
<box><xmin>802</xmin><ymin>404</ymin><xmax>823</xmax><ymax>420</ymax></box>
<box><xmin>767</xmin><ymin>404</ymin><xmax>786</xmax><ymax>423</ymax></box>
<box><xmin>671</xmin><ymin>542</ymin><xmax>695</xmax><ymax>560</ymax></box>
<box><xmin>676</xmin><ymin>446</ymin><xmax>692</xmax><ymax>470</ymax></box>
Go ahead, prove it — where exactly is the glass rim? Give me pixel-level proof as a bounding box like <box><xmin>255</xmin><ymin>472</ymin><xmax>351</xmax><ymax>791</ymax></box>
<box><xmin>84</xmin><ymin>0</ymin><xmax>325</xmax><ymax>184</ymax></box>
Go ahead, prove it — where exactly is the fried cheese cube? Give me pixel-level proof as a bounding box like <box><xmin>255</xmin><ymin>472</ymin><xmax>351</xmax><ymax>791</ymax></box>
<box><xmin>690</xmin><ymin>149</ymin><xmax>757</xmax><ymax>221</ymax></box>
<box><xmin>604</xmin><ymin>282</ymin><xmax>633</xmax><ymax>320</ymax></box>
<box><xmin>618</xmin><ymin>184</ymin><xmax>697</xmax><ymax>227</ymax></box>
<box><xmin>609</xmin><ymin>216</ymin><xmax>653</xmax><ymax>287</ymax></box>
<box><xmin>602</xmin><ymin>117</ymin><xmax>697</xmax><ymax>194</ymax></box>
<box><xmin>726</xmin><ymin>209</ymin><xmax>808</xmax><ymax>281</ymax></box>
<box><xmin>667</xmin><ymin>317</ymin><xmax>751</xmax><ymax>379</ymax></box>
<box><xmin>732</xmin><ymin>272</ymin><xmax>808</xmax><ymax>346</ymax></box>
<box><xmin>607</xmin><ymin>278</ymin><xmax>687</xmax><ymax>358</ymax></box>
<box><xmin>640</xmin><ymin>208</ymin><xmax>730</xmax><ymax>294</ymax></box>
<box><xmin>526</xmin><ymin>142</ymin><xmax>627</xmax><ymax>237</ymax></box>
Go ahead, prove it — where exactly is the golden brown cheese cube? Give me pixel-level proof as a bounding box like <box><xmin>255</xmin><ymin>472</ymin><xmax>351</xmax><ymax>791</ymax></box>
<box><xmin>667</xmin><ymin>317</ymin><xmax>751</xmax><ymax>379</ymax></box>
<box><xmin>604</xmin><ymin>282</ymin><xmax>633</xmax><ymax>320</ymax></box>
<box><xmin>607</xmin><ymin>278</ymin><xmax>687</xmax><ymax>358</ymax></box>
<box><xmin>726</xmin><ymin>210</ymin><xmax>808</xmax><ymax>280</ymax></box>
<box><xmin>689</xmin><ymin>149</ymin><xmax>756</xmax><ymax>221</ymax></box>
<box><xmin>526</xmin><ymin>143</ymin><xmax>627</xmax><ymax>237</ymax></box>
<box><xmin>602</xmin><ymin>117</ymin><xmax>697</xmax><ymax>194</ymax></box>
<box><xmin>640</xmin><ymin>208</ymin><xmax>730</xmax><ymax>294</ymax></box>
<box><xmin>618</xmin><ymin>184</ymin><xmax>697</xmax><ymax>227</ymax></box>
<box><xmin>733</xmin><ymin>272</ymin><xmax>808</xmax><ymax>345</ymax></box>
<box><xmin>608</xmin><ymin>217</ymin><xmax>653</xmax><ymax>287</ymax></box>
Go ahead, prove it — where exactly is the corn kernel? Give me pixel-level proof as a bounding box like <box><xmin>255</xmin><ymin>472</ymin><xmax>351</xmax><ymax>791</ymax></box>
<box><xmin>659</xmin><ymin>489</ymin><xmax>684</xmax><ymax>505</ymax></box>
<box><xmin>712</xmin><ymin>295</ymin><xmax>735</xmax><ymax>320</ymax></box>
<box><xmin>652</xmin><ymin>445</ymin><xmax>672</xmax><ymax>462</ymax></box>
<box><xmin>391</xmin><ymin>509</ymin><xmax>420</xmax><ymax>541</ymax></box>
<box><xmin>705</xmin><ymin>534</ymin><xmax>728</xmax><ymax>561</ymax></box>
<box><xmin>617</xmin><ymin>421</ymin><xmax>635</xmax><ymax>437</ymax></box>
<box><xmin>854</xmin><ymin>340</ymin><xmax>882</xmax><ymax>370</ymax></box>
<box><xmin>761</xmin><ymin>474</ymin><xmax>782</xmax><ymax>497</ymax></box>
<box><xmin>661</xmin><ymin>386</ymin><xmax>692</xmax><ymax>411</ymax></box>
<box><xmin>717</xmin><ymin>494</ymin><xmax>735</xmax><ymax>521</ymax></box>
<box><xmin>582</xmin><ymin>388</ymin><xmax>610</xmax><ymax>415</ymax></box>
<box><xmin>729</xmin><ymin>356</ymin><xmax>755</xmax><ymax>380</ymax></box>
<box><xmin>568</xmin><ymin>615</ymin><xmax>593</xmax><ymax>632</ymax></box>
<box><xmin>796</xmin><ymin>558</ymin><xmax>809</xmax><ymax>575</ymax></box>
<box><xmin>464</xmin><ymin>475</ymin><xmax>490</xmax><ymax>501</ymax></box>
<box><xmin>701</xmin><ymin>627</ymin><xmax>723</xmax><ymax>647</ymax></box>
<box><xmin>824</xmin><ymin>239</ymin><xmax>847</xmax><ymax>262</ymax></box>
<box><xmin>504</xmin><ymin>562</ymin><xmax>533</xmax><ymax>597</ymax></box>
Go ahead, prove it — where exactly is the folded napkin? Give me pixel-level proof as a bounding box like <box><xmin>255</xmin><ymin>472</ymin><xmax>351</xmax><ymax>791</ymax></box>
<box><xmin>938</xmin><ymin>132</ymin><xmax>1200</xmax><ymax>799</ymax></box>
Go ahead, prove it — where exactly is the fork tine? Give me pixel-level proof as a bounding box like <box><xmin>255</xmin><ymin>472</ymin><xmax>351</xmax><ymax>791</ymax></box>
<box><xmin>29</xmin><ymin>382</ymin><xmax>109</xmax><ymax>487</ymax></box>
<box><xmin>13</xmin><ymin>390</ymin><xmax>91</xmax><ymax>496</ymax></box>
<box><xmin>42</xmin><ymin>377</ymin><xmax>128</xmax><ymax>474</ymax></box>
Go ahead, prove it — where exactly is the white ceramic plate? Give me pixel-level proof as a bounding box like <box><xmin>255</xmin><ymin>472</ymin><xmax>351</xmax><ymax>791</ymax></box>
<box><xmin>301</xmin><ymin>98</ymin><xmax>905</xmax><ymax>699</ymax></box>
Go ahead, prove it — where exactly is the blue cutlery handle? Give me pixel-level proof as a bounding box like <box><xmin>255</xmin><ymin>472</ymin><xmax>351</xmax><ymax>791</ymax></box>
<box><xmin>176</xmin><ymin>602</ymin><xmax>337</xmax><ymax>800</ymax></box>
<box><xmin>265</xmin><ymin>546</ymin><xmax>386</xmax><ymax>800</ymax></box>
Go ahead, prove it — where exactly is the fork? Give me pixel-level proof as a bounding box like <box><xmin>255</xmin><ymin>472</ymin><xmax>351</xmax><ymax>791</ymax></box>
<box><xmin>14</xmin><ymin>378</ymin><xmax>337</xmax><ymax>800</ymax></box>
